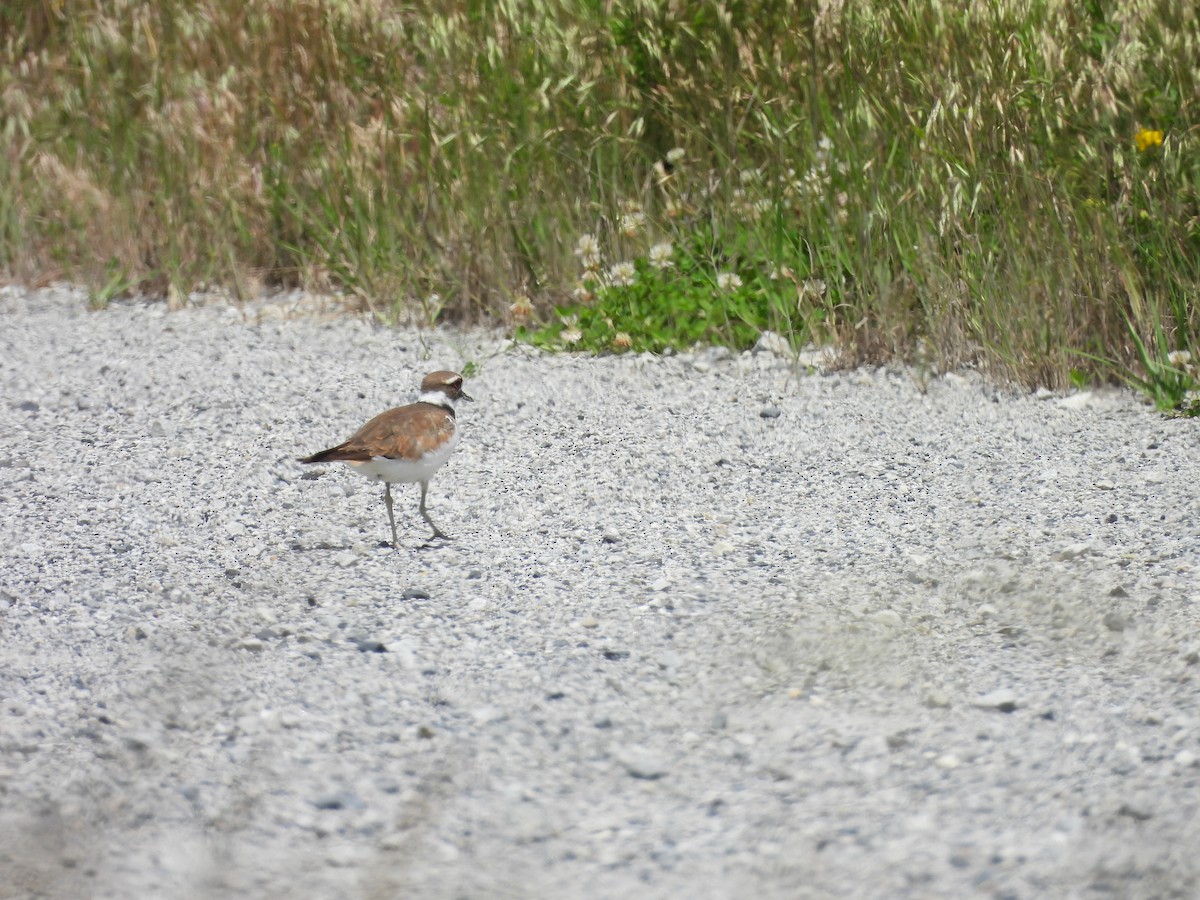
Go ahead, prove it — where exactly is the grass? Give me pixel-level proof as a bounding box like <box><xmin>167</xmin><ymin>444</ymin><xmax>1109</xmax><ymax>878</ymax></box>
<box><xmin>1</xmin><ymin>0</ymin><xmax>1198</xmax><ymax>406</ymax></box>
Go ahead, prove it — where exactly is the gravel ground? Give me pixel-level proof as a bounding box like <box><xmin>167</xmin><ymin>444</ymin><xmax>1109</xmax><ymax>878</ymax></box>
<box><xmin>2</xmin><ymin>285</ymin><xmax>1199</xmax><ymax>899</ymax></box>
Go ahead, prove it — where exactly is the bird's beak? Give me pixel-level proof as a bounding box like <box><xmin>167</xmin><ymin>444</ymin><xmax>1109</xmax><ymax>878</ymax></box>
<box><xmin>461</xmin><ymin>390</ymin><xmax>474</xmax><ymax>402</ymax></box>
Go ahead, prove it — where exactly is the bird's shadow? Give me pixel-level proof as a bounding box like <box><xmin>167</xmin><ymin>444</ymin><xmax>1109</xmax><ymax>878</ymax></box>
<box><xmin>287</xmin><ymin>537</ymin><xmax>453</xmax><ymax>553</ymax></box>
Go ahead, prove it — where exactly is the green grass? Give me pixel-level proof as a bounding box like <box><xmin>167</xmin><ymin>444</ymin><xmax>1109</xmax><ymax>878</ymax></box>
<box><xmin>1</xmin><ymin>0</ymin><xmax>1198</xmax><ymax>408</ymax></box>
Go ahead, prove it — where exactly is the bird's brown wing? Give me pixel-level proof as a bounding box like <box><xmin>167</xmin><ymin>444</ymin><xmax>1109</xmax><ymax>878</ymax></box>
<box><xmin>300</xmin><ymin>403</ymin><xmax>454</xmax><ymax>464</ymax></box>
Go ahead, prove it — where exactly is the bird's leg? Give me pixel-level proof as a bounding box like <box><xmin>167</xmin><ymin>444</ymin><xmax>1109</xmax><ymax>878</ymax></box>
<box><xmin>383</xmin><ymin>483</ymin><xmax>399</xmax><ymax>548</ymax></box>
<box><xmin>419</xmin><ymin>480</ymin><xmax>450</xmax><ymax>540</ymax></box>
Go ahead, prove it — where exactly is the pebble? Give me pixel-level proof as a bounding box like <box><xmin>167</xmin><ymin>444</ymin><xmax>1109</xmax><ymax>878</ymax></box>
<box><xmin>401</xmin><ymin>588</ymin><xmax>430</xmax><ymax>601</ymax></box>
<box><xmin>753</xmin><ymin>331</ymin><xmax>791</xmax><ymax>357</ymax></box>
<box><xmin>1117</xmin><ymin>801</ymin><xmax>1153</xmax><ymax>821</ymax></box>
<box><xmin>759</xmin><ymin>405</ymin><xmax>782</xmax><ymax>419</ymax></box>
<box><xmin>1103</xmin><ymin>611</ymin><xmax>1128</xmax><ymax>633</ymax></box>
<box><xmin>869</xmin><ymin>609</ymin><xmax>903</xmax><ymax>628</ymax></box>
<box><xmin>615</xmin><ymin>746</ymin><xmax>669</xmax><ymax>780</ymax></box>
<box><xmin>325</xmin><ymin>845</ymin><xmax>363</xmax><ymax>868</ymax></box>
<box><xmin>312</xmin><ymin>790</ymin><xmax>364</xmax><ymax>811</ymax></box>
<box><xmin>972</xmin><ymin>689</ymin><xmax>1019</xmax><ymax>713</ymax></box>
<box><xmin>1054</xmin><ymin>543</ymin><xmax>1093</xmax><ymax>561</ymax></box>
<box><xmin>924</xmin><ymin>689</ymin><xmax>952</xmax><ymax>709</ymax></box>
<box><xmin>795</xmin><ymin>345</ymin><xmax>836</xmax><ymax>369</ymax></box>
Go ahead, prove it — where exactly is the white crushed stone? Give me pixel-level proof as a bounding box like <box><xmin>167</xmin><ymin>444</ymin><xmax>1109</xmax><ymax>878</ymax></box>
<box><xmin>2</xmin><ymin>284</ymin><xmax>1199</xmax><ymax>898</ymax></box>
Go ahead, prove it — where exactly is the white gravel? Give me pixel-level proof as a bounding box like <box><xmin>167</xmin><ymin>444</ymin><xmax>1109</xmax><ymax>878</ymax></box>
<box><xmin>2</xmin><ymin>285</ymin><xmax>1199</xmax><ymax>899</ymax></box>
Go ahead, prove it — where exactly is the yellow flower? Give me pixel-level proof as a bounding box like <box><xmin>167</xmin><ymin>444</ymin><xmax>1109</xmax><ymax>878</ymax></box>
<box><xmin>1135</xmin><ymin>128</ymin><xmax>1164</xmax><ymax>152</ymax></box>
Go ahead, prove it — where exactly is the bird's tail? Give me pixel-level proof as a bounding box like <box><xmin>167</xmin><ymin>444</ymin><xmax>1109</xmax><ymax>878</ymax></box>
<box><xmin>298</xmin><ymin>443</ymin><xmax>353</xmax><ymax>464</ymax></box>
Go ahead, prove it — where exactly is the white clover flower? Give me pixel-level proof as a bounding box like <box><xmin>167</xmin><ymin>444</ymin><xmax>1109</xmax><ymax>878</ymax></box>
<box><xmin>1167</xmin><ymin>349</ymin><xmax>1192</xmax><ymax>367</ymax></box>
<box><xmin>619</xmin><ymin>211</ymin><xmax>645</xmax><ymax>237</ymax></box>
<box><xmin>649</xmin><ymin>242</ymin><xmax>674</xmax><ymax>269</ymax></box>
<box><xmin>561</xmin><ymin>327</ymin><xmax>583</xmax><ymax>344</ymax></box>
<box><xmin>739</xmin><ymin>168</ymin><xmax>761</xmax><ymax>184</ymax></box>
<box><xmin>508</xmin><ymin>295</ymin><xmax>533</xmax><ymax>320</ymax></box>
<box><xmin>607</xmin><ymin>261</ymin><xmax>637</xmax><ymax>287</ymax></box>
<box><xmin>768</xmin><ymin>264</ymin><xmax>795</xmax><ymax>281</ymax></box>
<box><xmin>613</xmin><ymin>332</ymin><xmax>633</xmax><ymax>350</ymax></box>
<box><xmin>571</xmin><ymin>283</ymin><xmax>595</xmax><ymax>303</ymax></box>
<box><xmin>797</xmin><ymin>167</ymin><xmax>824</xmax><ymax>197</ymax></box>
<box><xmin>574</xmin><ymin>233</ymin><xmax>601</xmax><ymax>270</ymax></box>
<box><xmin>716</xmin><ymin>272</ymin><xmax>743</xmax><ymax>292</ymax></box>
<box><xmin>815</xmin><ymin>137</ymin><xmax>833</xmax><ymax>173</ymax></box>
<box><xmin>802</xmin><ymin>278</ymin><xmax>827</xmax><ymax>299</ymax></box>
<box><xmin>666</xmin><ymin>147</ymin><xmax>685</xmax><ymax>164</ymax></box>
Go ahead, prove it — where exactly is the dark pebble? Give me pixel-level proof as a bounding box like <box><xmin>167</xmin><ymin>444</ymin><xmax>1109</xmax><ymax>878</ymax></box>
<box><xmin>312</xmin><ymin>791</ymin><xmax>363</xmax><ymax>811</ymax></box>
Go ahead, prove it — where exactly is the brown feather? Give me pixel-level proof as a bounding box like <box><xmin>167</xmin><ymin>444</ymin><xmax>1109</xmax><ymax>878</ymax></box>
<box><xmin>300</xmin><ymin>402</ymin><xmax>454</xmax><ymax>464</ymax></box>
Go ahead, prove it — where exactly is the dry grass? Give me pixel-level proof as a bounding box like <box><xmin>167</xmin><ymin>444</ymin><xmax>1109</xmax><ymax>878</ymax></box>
<box><xmin>1</xmin><ymin>0</ymin><xmax>1198</xmax><ymax>391</ymax></box>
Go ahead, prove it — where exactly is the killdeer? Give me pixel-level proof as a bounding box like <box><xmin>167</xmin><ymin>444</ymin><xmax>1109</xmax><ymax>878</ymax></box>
<box><xmin>299</xmin><ymin>370</ymin><xmax>472</xmax><ymax>547</ymax></box>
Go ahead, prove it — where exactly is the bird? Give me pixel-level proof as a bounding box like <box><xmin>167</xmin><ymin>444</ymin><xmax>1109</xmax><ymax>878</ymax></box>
<box><xmin>299</xmin><ymin>370</ymin><xmax>472</xmax><ymax>547</ymax></box>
